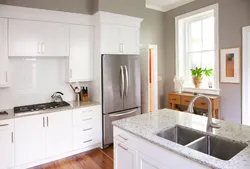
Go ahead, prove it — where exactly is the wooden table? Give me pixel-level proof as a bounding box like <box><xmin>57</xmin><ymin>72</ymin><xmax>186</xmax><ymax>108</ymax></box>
<box><xmin>168</xmin><ymin>92</ymin><xmax>220</xmax><ymax>119</ymax></box>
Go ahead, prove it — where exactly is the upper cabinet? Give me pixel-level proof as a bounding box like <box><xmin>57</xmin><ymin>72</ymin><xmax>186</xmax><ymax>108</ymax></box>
<box><xmin>101</xmin><ymin>24</ymin><xmax>140</xmax><ymax>55</ymax></box>
<box><xmin>0</xmin><ymin>18</ymin><xmax>9</xmax><ymax>87</ymax></box>
<box><xmin>9</xmin><ymin>19</ymin><xmax>69</xmax><ymax>57</ymax></box>
<box><xmin>69</xmin><ymin>25</ymin><xmax>94</xmax><ymax>82</ymax></box>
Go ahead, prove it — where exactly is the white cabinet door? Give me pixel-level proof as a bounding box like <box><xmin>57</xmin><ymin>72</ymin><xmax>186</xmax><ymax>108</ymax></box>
<box><xmin>101</xmin><ymin>24</ymin><xmax>121</xmax><ymax>54</ymax></box>
<box><xmin>120</xmin><ymin>26</ymin><xmax>139</xmax><ymax>54</ymax></box>
<box><xmin>0</xmin><ymin>18</ymin><xmax>9</xmax><ymax>87</ymax></box>
<box><xmin>0</xmin><ymin>120</ymin><xmax>14</xmax><ymax>169</ymax></box>
<box><xmin>15</xmin><ymin>114</ymin><xmax>46</xmax><ymax>166</ymax></box>
<box><xmin>114</xmin><ymin>140</ymin><xmax>136</xmax><ymax>169</ymax></box>
<box><xmin>9</xmin><ymin>19</ymin><xmax>43</xmax><ymax>57</ymax></box>
<box><xmin>9</xmin><ymin>19</ymin><xmax>69</xmax><ymax>57</ymax></box>
<box><xmin>69</xmin><ymin>25</ymin><xmax>94</xmax><ymax>82</ymax></box>
<box><xmin>42</xmin><ymin>22</ymin><xmax>69</xmax><ymax>57</ymax></box>
<box><xmin>46</xmin><ymin>110</ymin><xmax>73</xmax><ymax>157</ymax></box>
<box><xmin>137</xmin><ymin>153</ymin><xmax>171</xmax><ymax>169</ymax></box>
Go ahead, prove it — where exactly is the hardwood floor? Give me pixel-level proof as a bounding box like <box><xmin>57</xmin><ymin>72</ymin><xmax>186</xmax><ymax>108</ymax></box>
<box><xmin>30</xmin><ymin>146</ymin><xmax>114</xmax><ymax>169</ymax></box>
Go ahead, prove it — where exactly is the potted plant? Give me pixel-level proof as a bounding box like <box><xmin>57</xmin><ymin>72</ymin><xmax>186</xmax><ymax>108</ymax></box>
<box><xmin>190</xmin><ymin>67</ymin><xmax>213</xmax><ymax>88</ymax></box>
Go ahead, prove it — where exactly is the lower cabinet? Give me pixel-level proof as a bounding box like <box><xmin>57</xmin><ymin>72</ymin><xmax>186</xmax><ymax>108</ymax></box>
<box><xmin>137</xmin><ymin>152</ymin><xmax>169</xmax><ymax>169</ymax></box>
<box><xmin>0</xmin><ymin>119</ymin><xmax>14</xmax><ymax>169</ymax></box>
<box><xmin>15</xmin><ymin>114</ymin><xmax>46</xmax><ymax>166</ymax></box>
<box><xmin>114</xmin><ymin>141</ymin><xmax>137</xmax><ymax>169</ymax></box>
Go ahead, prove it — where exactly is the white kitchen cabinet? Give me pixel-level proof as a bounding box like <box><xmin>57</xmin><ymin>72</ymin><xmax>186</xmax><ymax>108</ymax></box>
<box><xmin>9</xmin><ymin>19</ymin><xmax>69</xmax><ymax>57</ymax></box>
<box><xmin>0</xmin><ymin>18</ymin><xmax>9</xmax><ymax>87</ymax></box>
<box><xmin>15</xmin><ymin>114</ymin><xmax>46</xmax><ymax>166</ymax></box>
<box><xmin>46</xmin><ymin>110</ymin><xmax>73</xmax><ymax>157</ymax></box>
<box><xmin>137</xmin><ymin>153</ymin><xmax>170</xmax><ymax>169</ymax></box>
<box><xmin>101</xmin><ymin>24</ymin><xmax>140</xmax><ymax>55</ymax></box>
<box><xmin>0</xmin><ymin>119</ymin><xmax>14</xmax><ymax>169</ymax></box>
<box><xmin>114</xmin><ymin>140</ymin><xmax>137</xmax><ymax>169</ymax></box>
<box><xmin>69</xmin><ymin>25</ymin><xmax>94</xmax><ymax>82</ymax></box>
<box><xmin>73</xmin><ymin>105</ymin><xmax>102</xmax><ymax>150</ymax></box>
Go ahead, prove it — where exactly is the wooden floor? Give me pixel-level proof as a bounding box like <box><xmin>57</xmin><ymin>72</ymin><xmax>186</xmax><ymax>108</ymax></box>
<box><xmin>30</xmin><ymin>146</ymin><xmax>114</xmax><ymax>169</ymax></box>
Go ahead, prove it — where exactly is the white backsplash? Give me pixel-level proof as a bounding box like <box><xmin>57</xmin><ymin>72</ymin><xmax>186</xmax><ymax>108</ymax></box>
<box><xmin>0</xmin><ymin>57</ymin><xmax>89</xmax><ymax>110</ymax></box>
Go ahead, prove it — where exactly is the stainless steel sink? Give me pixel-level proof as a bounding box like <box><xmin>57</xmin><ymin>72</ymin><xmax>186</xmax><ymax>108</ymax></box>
<box><xmin>186</xmin><ymin>135</ymin><xmax>248</xmax><ymax>160</ymax></box>
<box><xmin>156</xmin><ymin>125</ymin><xmax>205</xmax><ymax>145</ymax></box>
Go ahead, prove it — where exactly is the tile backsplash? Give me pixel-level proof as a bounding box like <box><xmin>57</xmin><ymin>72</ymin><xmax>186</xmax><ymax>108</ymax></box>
<box><xmin>0</xmin><ymin>57</ymin><xmax>89</xmax><ymax>110</ymax></box>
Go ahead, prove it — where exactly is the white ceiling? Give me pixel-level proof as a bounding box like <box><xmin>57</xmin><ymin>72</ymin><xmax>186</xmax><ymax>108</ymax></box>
<box><xmin>146</xmin><ymin>0</ymin><xmax>195</xmax><ymax>12</ymax></box>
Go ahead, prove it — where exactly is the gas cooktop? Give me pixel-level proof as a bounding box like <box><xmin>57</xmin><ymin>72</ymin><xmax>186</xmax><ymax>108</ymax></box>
<box><xmin>14</xmin><ymin>101</ymin><xmax>70</xmax><ymax>114</ymax></box>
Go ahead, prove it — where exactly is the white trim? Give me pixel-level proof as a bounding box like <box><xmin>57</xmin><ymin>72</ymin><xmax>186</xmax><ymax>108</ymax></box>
<box><xmin>242</xmin><ymin>26</ymin><xmax>250</xmax><ymax>125</ymax></box>
<box><xmin>146</xmin><ymin>0</ymin><xmax>195</xmax><ymax>12</ymax></box>
<box><xmin>182</xmin><ymin>87</ymin><xmax>220</xmax><ymax>95</ymax></box>
<box><xmin>175</xmin><ymin>3</ymin><xmax>220</xmax><ymax>95</ymax></box>
<box><xmin>0</xmin><ymin>4</ymin><xmax>93</xmax><ymax>25</ymax></box>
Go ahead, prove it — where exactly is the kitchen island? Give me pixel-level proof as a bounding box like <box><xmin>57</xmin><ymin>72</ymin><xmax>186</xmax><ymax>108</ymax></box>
<box><xmin>112</xmin><ymin>109</ymin><xmax>250</xmax><ymax>169</ymax></box>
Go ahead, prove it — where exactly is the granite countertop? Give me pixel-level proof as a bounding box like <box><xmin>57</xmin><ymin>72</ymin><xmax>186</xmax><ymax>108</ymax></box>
<box><xmin>0</xmin><ymin>101</ymin><xmax>100</xmax><ymax>121</ymax></box>
<box><xmin>112</xmin><ymin>109</ymin><xmax>250</xmax><ymax>169</ymax></box>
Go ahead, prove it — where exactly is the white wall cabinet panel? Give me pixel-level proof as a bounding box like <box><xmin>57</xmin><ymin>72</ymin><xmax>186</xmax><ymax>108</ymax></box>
<box><xmin>0</xmin><ymin>18</ymin><xmax>9</xmax><ymax>87</ymax></box>
<box><xmin>9</xmin><ymin>19</ymin><xmax>69</xmax><ymax>57</ymax></box>
<box><xmin>137</xmin><ymin>153</ymin><xmax>169</xmax><ymax>169</ymax></box>
<box><xmin>69</xmin><ymin>25</ymin><xmax>94</xmax><ymax>82</ymax></box>
<box><xmin>0</xmin><ymin>119</ymin><xmax>14</xmax><ymax>169</ymax></box>
<box><xmin>114</xmin><ymin>140</ymin><xmax>137</xmax><ymax>169</ymax></box>
<box><xmin>46</xmin><ymin>110</ymin><xmax>73</xmax><ymax>157</ymax></box>
<box><xmin>100</xmin><ymin>24</ymin><xmax>140</xmax><ymax>55</ymax></box>
<box><xmin>15</xmin><ymin>114</ymin><xmax>46</xmax><ymax>166</ymax></box>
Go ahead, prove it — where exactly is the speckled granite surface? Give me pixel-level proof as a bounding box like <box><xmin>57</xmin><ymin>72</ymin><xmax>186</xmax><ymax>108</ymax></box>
<box><xmin>112</xmin><ymin>109</ymin><xmax>250</xmax><ymax>169</ymax></box>
<box><xmin>0</xmin><ymin>101</ymin><xmax>100</xmax><ymax>121</ymax></box>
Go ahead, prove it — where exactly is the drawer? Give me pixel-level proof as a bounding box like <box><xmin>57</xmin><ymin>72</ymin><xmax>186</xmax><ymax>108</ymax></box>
<box><xmin>73</xmin><ymin>108</ymin><xmax>95</xmax><ymax>126</ymax></box>
<box><xmin>114</xmin><ymin>126</ymin><xmax>137</xmax><ymax>148</ymax></box>
<box><xmin>181</xmin><ymin>96</ymin><xmax>193</xmax><ymax>106</ymax></box>
<box><xmin>74</xmin><ymin>124</ymin><xmax>93</xmax><ymax>139</ymax></box>
<box><xmin>195</xmin><ymin>98</ymin><xmax>209</xmax><ymax>109</ymax></box>
<box><xmin>0</xmin><ymin>119</ymin><xmax>14</xmax><ymax>131</ymax></box>
<box><xmin>168</xmin><ymin>94</ymin><xmax>181</xmax><ymax>104</ymax></box>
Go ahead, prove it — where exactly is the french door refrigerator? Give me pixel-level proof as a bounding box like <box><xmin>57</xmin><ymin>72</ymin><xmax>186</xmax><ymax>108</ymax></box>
<box><xmin>102</xmin><ymin>54</ymin><xmax>141</xmax><ymax>148</ymax></box>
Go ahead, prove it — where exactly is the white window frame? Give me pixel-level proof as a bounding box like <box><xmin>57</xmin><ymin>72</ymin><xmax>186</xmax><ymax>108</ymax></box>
<box><xmin>175</xmin><ymin>3</ymin><xmax>219</xmax><ymax>95</ymax></box>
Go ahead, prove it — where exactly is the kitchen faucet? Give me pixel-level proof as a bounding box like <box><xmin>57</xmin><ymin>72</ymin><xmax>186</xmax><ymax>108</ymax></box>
<box><xmin>187</xmin><ymin>94</ymin><xmax>221</xmax><ymax>130</ymax></box>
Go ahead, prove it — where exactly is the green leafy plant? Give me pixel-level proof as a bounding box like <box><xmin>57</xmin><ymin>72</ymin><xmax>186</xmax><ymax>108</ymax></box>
<box><xmin>190</xmin><ymin>67</ymin><xmax>213</xmax><ymax>77</ymax></box>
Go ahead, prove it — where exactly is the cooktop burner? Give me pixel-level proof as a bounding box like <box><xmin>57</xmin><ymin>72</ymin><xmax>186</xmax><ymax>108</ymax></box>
<box><xmin>0</xmin><ymin>111</ymin><xmax>8</xmax><ymax>115</ymax></box>
<box><xmin>14</xmin><ymin>101</ymin><xmax>70</xmax><ymax>114</ymax></box>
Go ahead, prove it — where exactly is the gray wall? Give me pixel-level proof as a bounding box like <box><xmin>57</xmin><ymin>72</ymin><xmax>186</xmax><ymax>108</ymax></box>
<box><xmin>98</xmin><ymin>0</ymin><xmax>166</xmax><ymax>110</ymax></box>
<box><xmin>0</xmin><ymin>0</ymin><xmax>97</xmax><ymax>14</ymax></box>
<box><xmin>164</xmin><ymin>0</ymin><xmax>250</xmax><ymax>123</ymax></box>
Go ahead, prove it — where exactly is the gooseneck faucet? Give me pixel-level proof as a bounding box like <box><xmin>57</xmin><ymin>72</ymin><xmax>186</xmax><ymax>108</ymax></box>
<box><xmin>187</xmin><ymin>95</ymin><xmax>221</xmax><ymax>130</ymax></box>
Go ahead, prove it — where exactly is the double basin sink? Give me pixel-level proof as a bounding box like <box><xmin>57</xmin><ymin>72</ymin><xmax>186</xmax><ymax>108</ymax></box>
<box><xmin>156</xmin><ymin>125</ymin><xmax>248</xmax><ymax>161</ymax></box>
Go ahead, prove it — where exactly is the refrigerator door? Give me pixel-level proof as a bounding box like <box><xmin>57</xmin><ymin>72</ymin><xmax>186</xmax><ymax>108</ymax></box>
<box><xmin>123</xmin><ymin>55</ymin><xmax>141</xmax><ymax>110</ymax></box>
<box><xmin>102</xmin><ymin>54</ymin><xmax>125</xmax><ymax>114</ymax></box>
<box><xmin>103</xmin><ymin>108</ymin><xmax>141</xmax><ymax>147</ymax></box>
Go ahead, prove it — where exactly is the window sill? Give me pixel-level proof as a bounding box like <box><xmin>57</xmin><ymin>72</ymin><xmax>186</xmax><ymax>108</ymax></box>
<box><xmin>182</xmin><ymin>87</ymin><xmax>220</xmax><ymax>95</ymax></box>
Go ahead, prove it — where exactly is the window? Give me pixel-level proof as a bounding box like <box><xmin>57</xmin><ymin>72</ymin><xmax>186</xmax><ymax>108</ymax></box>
<box><xmin>176</xmin><ymin>4</ymin><xmax>219</xmax><ymax>95</ymax></box>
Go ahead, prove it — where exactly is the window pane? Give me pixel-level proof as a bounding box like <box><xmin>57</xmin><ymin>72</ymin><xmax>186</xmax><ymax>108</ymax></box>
<box><xmin>201</xmin><ymin>51</ymin><xmax>215</xmax><ymax>70</ymax></box>
<box><xmin>190</xmin><ymin>52</ymin><xmax>202</xmax><ymax>69</ymax></box>
<box><xmin>189</xmin><ymin>21</ymin><xmax>202</xmax><ymax>52</ymax></box>
<box><xmin>202</xmin><ymin>17</ymin><xmax>214</xmax><ymax>50</ymax></box>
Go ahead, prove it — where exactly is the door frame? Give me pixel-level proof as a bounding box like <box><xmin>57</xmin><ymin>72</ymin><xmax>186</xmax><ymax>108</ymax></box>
<box><xmin>148</xmin><ymin>45</ymin><xmax>158</xmax><ymax>112</ymax></box>
<box><xmin>242</xmin><ymin>26</ymin><xmax>250</xmax><ymax>125</ymax></box>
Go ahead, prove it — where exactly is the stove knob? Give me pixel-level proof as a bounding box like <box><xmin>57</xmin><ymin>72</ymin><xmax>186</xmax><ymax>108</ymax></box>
<box><xmin>31</xmin><ymin>109</ymin><xmax>34</xmax><ymax>112</ymax></box>
<box><xmin>36</xmin><ymin>108</ymin><xmax>39</xmax><ymax>111</ymax></box>
<box><xmin>43</xmin><ymin>108</ymin><xmax>46</xmax><ymax>110</ymax></box>
<box><xmin>54</xmin><ymin>106</ymin><xmax>58</xmax><ymax>108</ymax></box>
<box><xmin>50</xmin><ymin>107</ymin><xmax>53</xmax><ymax>109</ymax></box>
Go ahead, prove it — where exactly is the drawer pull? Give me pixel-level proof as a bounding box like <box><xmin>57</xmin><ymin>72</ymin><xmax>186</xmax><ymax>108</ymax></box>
<box><xmin>83</xmin><ymin>139</ymin><xmax>92</xmax><ymax>143</ymax></box>
<box><xmin>200</xmin><ymin>103</ymin><xmax>206</xmax><ymax>105</ymax></box>
<box><xmin>118</xmin><ymin>134</ymin><xmax>128</xmax><ymax>141</ymax></box>
<box><xmin>118</xmin><ymin>144</ymin><xmax>128</xmax><ymax>151</ymax></box>
<box><xmin>83</xmin><ymin>128</ymin><xmax>92</xmax><ymax>131</ymax></box>
<box><xmin>0</xmin><ymin>124</ymin><xmax>8</xmax><ymax>127</ymax></box>
<box><xmin>172</xmin><ymin>99</ymin><xmax>176</xmax><ymax>101</ymax></box>
<box><xmin>82</xmin><ymin>110</ymin><xmax>92</xmax><ymax>113</ymax></box>
<box><xmin>82</xmin><ymin>118</ymin><xmax>92</xmax><ymax>121</ymax></box>
<box><xmin>185</xmin><ymin>100</ymin><xmax>190</xmax><ymax>103</ymax></box>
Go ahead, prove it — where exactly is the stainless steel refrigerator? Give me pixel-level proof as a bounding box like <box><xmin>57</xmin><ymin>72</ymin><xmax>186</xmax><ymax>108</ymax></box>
<box><xmin>102</xmin><ymin>54</ymin><xmax>141</xmax><ymax>148</ymax></box>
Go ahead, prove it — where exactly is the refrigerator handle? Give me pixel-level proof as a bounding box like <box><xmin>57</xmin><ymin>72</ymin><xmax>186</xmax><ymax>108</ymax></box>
<box><xmin>120</xmin><ymin>66</ymin><xmax>125</xmax><ymax>98</ymax></box>
<box><xmin>124</xmin><ymin>65</ymin><xmax>129</xmax><ymax>97</ymax></box>
<box><xmin>109</xmin><ymin>108</ymin><xmax>138</xmax><ymax>117</ymax></box>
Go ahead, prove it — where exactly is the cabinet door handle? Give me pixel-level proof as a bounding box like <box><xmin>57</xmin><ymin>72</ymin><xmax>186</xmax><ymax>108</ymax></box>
<box><xmin>82</xmin><ymin>118</ymin><xmax>92</xmax><ymax>121</ymax></box>
<box><xmin>41</xmin><ymin>43</ymin><xmax>45</xmax><ymax>54</ymax></box>
<box><xmin>47</xmin><ymin>117</ymin><xmax>49</xmax><ymax>127</ymax></box>
<box><xmin>0</xmin><ymin>124</ymin><xmax>8</xmax><ymax>127</ymax></box>
<box><xmin>118</xmin><ymin>144</ymin><xmax>128</xmax><ymax>151</ymax></box>
<box><xmin>43</xmin><ymin>117</ymin><xmax>45</xmax><ymax>127</ymax></box>
<box><xmin>121</xmin><ymin>43</ymin><xmax>124</xmax><ymax>53</ymax></box>
<box><xmin>5</xmin><ymin>72</ymin><xmax>8</xmax><ymax>83</ymax></box>
<box><xmin>83</xmin><ymin>139</ymin><xmax>92</xmax><ymax>143</ymax></box>
<box><xmin>11</xmin><ymin>132</ymin><xmax>14</xmax><ymax>144</ymax></box>
<box><xmin>118</xmin><ymin>134</ymin><xmax>128</xmax><ymax>141</ymax></box>
<box><xmin>38</xmin><ymin>43</ymin><xmax>41</xmax><ymax>54</ymax></box>
<box><xmin>83</xmin><ymin>128</ymin><xmax>92</xmax><ymax>131</ymax></box>
<box><xmin>70</xmin><ymin>69</ymin><xmax>72</xmax><ymax>78</ymax></box>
